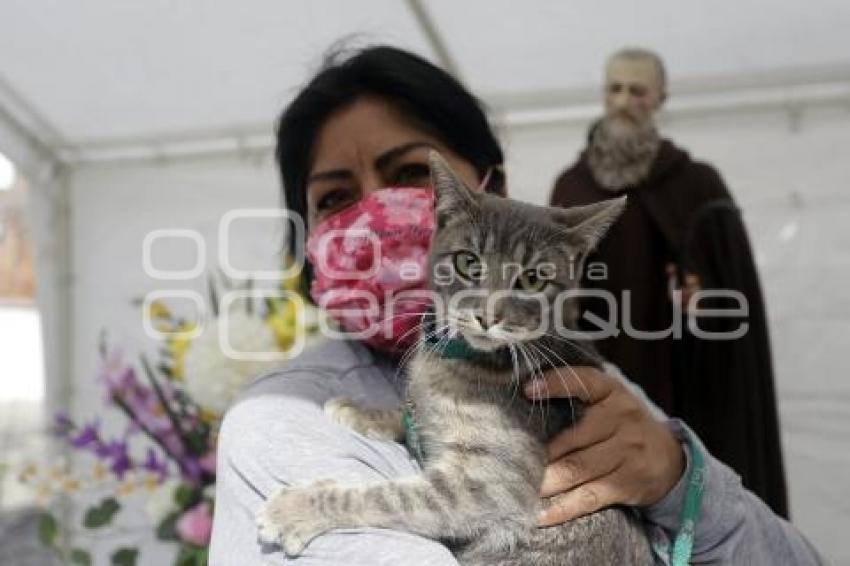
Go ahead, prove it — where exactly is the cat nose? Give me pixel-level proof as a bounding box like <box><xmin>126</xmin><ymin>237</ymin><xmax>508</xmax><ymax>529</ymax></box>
<box><xmin>474</xmin><ymin>314</ymin><xmax>500</xmax><ymax>330</ymax></box>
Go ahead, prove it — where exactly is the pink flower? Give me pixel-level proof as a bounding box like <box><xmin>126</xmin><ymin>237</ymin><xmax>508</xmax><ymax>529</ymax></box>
<box><xmin>198</xmin><ymin>448</ymin><xmax>217</xmax><ymax>475</ymax></box>
<box><xmin>176</xmin><ymin>501</ymin><xmax>213</xmax><ymax>547</ymax></box>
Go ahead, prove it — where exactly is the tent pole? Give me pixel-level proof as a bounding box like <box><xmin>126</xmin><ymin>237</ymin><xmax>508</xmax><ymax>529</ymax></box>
<box><xmin>405</xmin><ymin>0</ymin><xmax>461</xmax><ymax>80</ymax></box>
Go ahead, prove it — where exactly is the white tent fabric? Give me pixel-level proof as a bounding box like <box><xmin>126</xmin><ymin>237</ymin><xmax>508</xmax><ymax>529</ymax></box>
<box><xmin>2</xmin><ymin>0</ymin><xmax>850</xmax><ymax>161</ymax></box>
<box><xmin>1</xmin><ymin>1</ymin><xmax>849</xmax><ymax>563</ymax></box>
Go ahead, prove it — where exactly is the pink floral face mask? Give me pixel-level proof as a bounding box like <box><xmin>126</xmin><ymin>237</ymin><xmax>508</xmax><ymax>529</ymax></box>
<box><xmin>305</xmin><ymin>187</ymin><xmax>435</xmax><ymax>354</ymax></box>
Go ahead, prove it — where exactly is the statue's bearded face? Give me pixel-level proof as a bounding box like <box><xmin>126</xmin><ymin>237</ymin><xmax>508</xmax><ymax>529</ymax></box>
<box><xmin>588</xmin><ymin>56</ymin><xmax>664</xmax><ymax>190</ymax></box>
<box><xmin>603</xmin><ymin>57</ymin><xmax>664</xmax><ymax>134</ymax></box>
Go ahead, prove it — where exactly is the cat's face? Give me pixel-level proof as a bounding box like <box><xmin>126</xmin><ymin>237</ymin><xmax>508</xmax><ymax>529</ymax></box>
<box><xmin>427</xmin><ymin>152</ymin><xmax>625</xmax><ymax>354</ymax></box>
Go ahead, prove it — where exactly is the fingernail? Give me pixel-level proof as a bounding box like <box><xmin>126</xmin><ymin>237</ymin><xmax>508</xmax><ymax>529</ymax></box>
<box><xmin>525</xmin><ymin>380</ymin><xmax>544</xmax><ymax>398</ymax></box>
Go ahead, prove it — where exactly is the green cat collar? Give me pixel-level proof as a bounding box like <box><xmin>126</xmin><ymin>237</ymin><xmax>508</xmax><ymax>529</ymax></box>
<box><xmin>670</xmin><ymin>429</ymin><xmax>707</xmax><ymax>566</ymax></box>
<box><xmin>423</xmin><ymin>331</ymin><xmax>513</xmax><ymax>368</ymax></box>
<box><xmin>427</xmin><ymin>334</ymin><xmax>478</xmax><ymax>360</ymax></box>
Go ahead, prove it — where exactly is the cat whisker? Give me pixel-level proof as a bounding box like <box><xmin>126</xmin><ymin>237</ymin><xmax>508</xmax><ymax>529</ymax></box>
<box><xmin>394</xmin><ymin>319</ymin><xmax>451</xmax><ymax>382</ymax></box>
<box><xmin>532</xmin><ymin>342</ymin><xmax>581</xmax><ymax>395</ymax></box>
<box><xmin>526</xmin><ymin>343</ymin><xmax>559</xmax><ymax>428</ymax></box>
<box><xmin>526</xmin><ymin>342</ymin><xmax>577</xmax><ymax>429</ymax></box>
<box><xmin>513</xmin><ymin>342</ymin><xmax>536</xmax><ymax>422</ymax></box>
<box><xmin>539</xmin><ymin>334</ymin><xmax>595</xmax><ymax>401</ymax></box>
<box><xmin>542</xmin><ymin>330</ymin><xmax>600</xmax><ymax>363</ymax></box>
<box><xmin>516</xmin><ymin>342</ymin><xmax>548</xmax><ymax>427</ymax></box>
<box><xmin>506</xmin><ymin>343</ymin><xmax>523</xmax><ymax>408</ymax></box>
<box><xmin>379</xmin><ymin>310</ymin><xmax>435</xmax><ymax>324</ymax></box>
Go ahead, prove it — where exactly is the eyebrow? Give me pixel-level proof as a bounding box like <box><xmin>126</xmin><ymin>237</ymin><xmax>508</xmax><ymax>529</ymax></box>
<box><xmin>306</xmin><ymin>141</ymin><xmax>435</xmax><ymax>186</ymax></box>
<box><xmin>306</xmin><ymin>168</ymin><xmax>352</xmax><ymax>185</ymax></box>
<box><xmin>374</xmin><ymin>141</ymin><xmax>434</xmax><ymax>171</ymax></box>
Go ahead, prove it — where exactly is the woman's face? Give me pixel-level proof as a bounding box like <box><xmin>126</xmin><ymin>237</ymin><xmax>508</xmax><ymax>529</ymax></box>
<box><xmin>305</xmin><ymin>96</ymin><xmax>482</xmax><ymax>229</ymax></box>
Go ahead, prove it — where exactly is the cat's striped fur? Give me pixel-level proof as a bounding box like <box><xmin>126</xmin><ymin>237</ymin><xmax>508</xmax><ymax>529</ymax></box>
<box><xmin>257</xmin><ymin>153</ymin><xmax>652</xmax><ymax>564</ymax></box>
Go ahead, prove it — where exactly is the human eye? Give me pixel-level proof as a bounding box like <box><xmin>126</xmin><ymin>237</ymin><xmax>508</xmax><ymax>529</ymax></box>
<box><xmin>392</xmin><ymin>162</ymin><xmax>431</xmax><ymax>187</ymax></box>
<box><xmin>315</xmin><ymin>188</ymin><xmax>356</xmax><ymax>214</ymax></box>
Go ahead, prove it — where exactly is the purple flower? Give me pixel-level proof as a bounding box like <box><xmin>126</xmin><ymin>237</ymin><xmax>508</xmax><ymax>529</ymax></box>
<box><xmin>180</xmin><ymin>457</ymin><xmax>203</xmax><ymax>483</ymax></box>
<box><xmin>96</xmin><ymin>440</ymin><xmax>133</xmax><ymax>479</ymax></box>
<box><xmin>53</xmin><ymin>413</ymin><xmax>75</xmax><ymax>437</ymax></box>
<box><xmin>107</xmin><ymin>366</ymin><xmax>177</xmax><ymax>444</ymax></box>
<box><xmin>71</xmin><ymin>421</ymin><xmax>101</xmax><ymax>449</ymax></box>
<box><xmin>198</xmin><ymin>448</ymin><xmax>217</xmax><ymax>476</ymax></box>
<box><xmin>142</xmin><ymin>448</ymin><xmax>169</xmax><ymax>482</ymax></box>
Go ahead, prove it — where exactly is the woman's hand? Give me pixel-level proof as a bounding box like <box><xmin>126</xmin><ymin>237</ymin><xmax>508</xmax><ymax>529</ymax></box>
<box><xmin>524</xmin><ymin>366</ymin><xmax>685</xmax><ymax>526</ymax></box>
<box><xmin>666</xmin><ymin>263</ymin><xmax>702</xmax><ymax>312</ymax></box>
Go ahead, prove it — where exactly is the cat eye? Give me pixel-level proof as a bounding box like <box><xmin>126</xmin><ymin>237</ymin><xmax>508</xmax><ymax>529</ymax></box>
<box><xmin>515</xmin><ymin>269</ymin><xmax>549</xmax><ymax>293</ymax></box>
<box><xmin>453</xmin><ymin>251</ymin><xmax>485</xmax><ymax>281</ymax></box>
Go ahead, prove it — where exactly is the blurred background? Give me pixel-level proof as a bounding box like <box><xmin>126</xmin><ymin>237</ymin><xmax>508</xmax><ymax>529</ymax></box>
<box><xmin>1</xmin><ymin>1</ymin><xmax>848</xmax><ymax>564</ymax></box>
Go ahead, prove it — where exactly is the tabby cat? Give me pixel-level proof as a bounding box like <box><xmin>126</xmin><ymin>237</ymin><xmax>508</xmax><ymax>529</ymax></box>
<box><xmin>257</xmin><ymin>152</ymin><xmax>652</xmax><ymax>565</ymax></box>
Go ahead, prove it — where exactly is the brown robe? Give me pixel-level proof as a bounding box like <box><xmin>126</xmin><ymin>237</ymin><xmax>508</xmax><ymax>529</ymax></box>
<box><xmin>551</xmin><ymin>140</ymin><xmax>789</xmax><ymax>517</ymax></box>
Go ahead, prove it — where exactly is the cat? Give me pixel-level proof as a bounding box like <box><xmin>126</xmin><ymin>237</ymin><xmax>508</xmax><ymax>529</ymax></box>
<box><xmin>256</xmin><ymin>152</ymin><xmax>653</xmax><ymax>565</ymax></box>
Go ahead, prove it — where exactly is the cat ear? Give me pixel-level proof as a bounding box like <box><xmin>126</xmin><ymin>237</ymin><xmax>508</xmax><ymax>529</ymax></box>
<box><xmin>429</xmin><ymin>151</ymin><xmax>478</xmax><ymax>226</ymax></box>
<box><xmin>551</xmin><ymin>196</ymin><xmax>627</xmax><ymax>253</ymax></box>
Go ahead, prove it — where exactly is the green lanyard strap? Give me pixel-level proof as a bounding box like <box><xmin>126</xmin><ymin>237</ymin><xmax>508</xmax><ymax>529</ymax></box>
<box><xmin>670</xmin><ymin>432</ymin><xmax>707</xmax><ymax>565</ymax></box>
<box><xmin>402</xmin><ymin>403</ymin><xmax>425</xmax><ymax>463</ymax></box>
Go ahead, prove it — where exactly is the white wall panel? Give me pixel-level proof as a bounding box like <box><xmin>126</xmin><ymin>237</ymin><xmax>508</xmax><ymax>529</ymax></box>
<box><xmin>59</xmin><ymin>104</ymin><xmax>850</xmax><ymax>562</ymax></box>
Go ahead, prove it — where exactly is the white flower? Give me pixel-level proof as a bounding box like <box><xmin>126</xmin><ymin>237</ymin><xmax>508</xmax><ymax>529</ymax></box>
<box><xmin>145</xmin><ymin>478</ymin><xmax>182</xmax><ymax>523</ymax></box>
<box><xmin>183</xmin><ymin>310</ymin><xmax>285</xmax><ymax>414</ymax></box>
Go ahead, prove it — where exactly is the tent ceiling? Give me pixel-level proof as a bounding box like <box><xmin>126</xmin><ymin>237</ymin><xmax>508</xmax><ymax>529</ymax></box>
<box><xmin>0</xmin><ymin>1</ymin><xmax>436</xmax><ymax>144</ymax></box>
<box><xmin>430</xmin><ymin>0</ymin><xmax>850</xmax><ymax>99</ymax></box>
<box><xmin>2</xmin><ymin>0</ymin><xmax>849</xmax><ymax>163</ymax></box>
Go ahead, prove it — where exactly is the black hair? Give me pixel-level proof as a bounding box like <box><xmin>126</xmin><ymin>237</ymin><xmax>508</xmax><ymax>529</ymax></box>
<box><xmin>275</xmin><ymin>45</ymin><xmax>505</xmax><ymax>269</ymax></box>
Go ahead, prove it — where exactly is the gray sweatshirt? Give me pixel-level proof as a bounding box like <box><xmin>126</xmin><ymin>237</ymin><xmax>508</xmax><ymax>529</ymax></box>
<box><xmin>209</xmin><ymin>338</ymin><xmax>823</xmax><ymax>565</ymax></box>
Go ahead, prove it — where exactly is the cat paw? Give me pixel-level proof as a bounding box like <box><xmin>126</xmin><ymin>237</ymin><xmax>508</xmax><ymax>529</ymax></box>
<box><xmin>324</xmin><ymin>397</ymin><xmax>357</xmax><ymax>425</ymax></box>
<box><xmin>325</xmin><ymin>398</ymin><xmax>399</xmax><ymax>440</ymax></box>
<box><xmin>256</xmin><ymin>483</ymin><xmax>334</xmax><ymax>557</ymax></box>
<box><xmin>325</xmin><ymin>398</ymin><xmax>373</xmax><ymax>435</ymax></box>
<box><xmin>256</xmin><ymin>498</ymin><xmax>288</xmax><ymax>549</ymax></box>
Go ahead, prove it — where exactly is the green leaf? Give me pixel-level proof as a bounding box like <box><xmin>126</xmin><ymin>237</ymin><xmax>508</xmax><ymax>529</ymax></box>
<box><xmin>157</xmin><ymin>362</ymin><xmax>174</xmax><ymax>379</ymax></box>
<box><xmin>183</xmin><ymin>430</ymin><xmax>208</xmax><ymax>455</ymax></box>
<box><xmin>155</xmin><ymin>511</ymin><xmax>180</xmax><ymax>541</ymax></box>
<box><xmin>263</xmin><ymin>296</ymin><xmax>276</xmax><ymax>318</ymax></box>
<box><xmin>174</xmin><ymin>484</ymin><xmax>201</xmax><ymax>509</ymax></box>
<box><xmin>110</xmin><ymin>547</ymin><xmax>138</xmax><ymax>566</ymax></box>
<box><xmin>37</xmin><ymin>512</ymin><xmax>58</xmax><ymax>546</ymax></box>
<box><xmin>207</xmin><ymin>275</ymin><xmax>219</xmax><ymax>317</ymax></box>
<box><xmin>140</xmin><ymin>354</ymin><xmax>190</xmax><ymax>452</ymax></box>
<box><xmin>83</xmin><ymin>497</ymin><xmax>121</xmax><ymax>529</ymax></box>
<box><xmin>175</xmin><ymin>545</ymin><xmax>207</xmax><ymax>566</ymax></box>
<box><xmin>70</xmin><ymin>548</ymin><xmax>92</xmax><ymax>565</ymax></box>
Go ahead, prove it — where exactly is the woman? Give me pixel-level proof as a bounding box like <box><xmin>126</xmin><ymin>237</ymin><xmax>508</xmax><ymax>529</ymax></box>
<box><xmin>209</xmin><ymin>46</ymin><xmax>821</xmax><ymax>565</ymax></box>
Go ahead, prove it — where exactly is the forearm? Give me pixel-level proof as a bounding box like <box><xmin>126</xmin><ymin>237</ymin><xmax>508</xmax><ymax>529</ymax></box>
<box><xmin>209</xmin><ymin>371</ymin><xmax>458</xmax><ymax>565</ymax></box>
<box><xmin>642</xmin><ymin>420</ymin><xmax>822</xmax><ymax>565</ymax></box>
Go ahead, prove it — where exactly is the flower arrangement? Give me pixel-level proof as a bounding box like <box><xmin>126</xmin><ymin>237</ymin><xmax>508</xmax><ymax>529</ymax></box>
<box><xmin>21</xmin><ymin>267</ymin><xmax>318</xmax><ymax>565</ymax></box>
